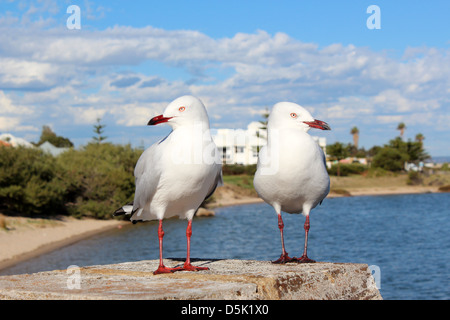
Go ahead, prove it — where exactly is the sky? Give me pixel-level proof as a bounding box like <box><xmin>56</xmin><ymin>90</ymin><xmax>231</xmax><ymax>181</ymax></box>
<box><xmin>0</xmin><ymin>0</ymin><xmax>449</xmax><ymax>157</ymax></box>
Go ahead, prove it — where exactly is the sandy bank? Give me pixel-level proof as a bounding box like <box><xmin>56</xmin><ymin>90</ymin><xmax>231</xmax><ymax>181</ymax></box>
<box><xmin>0</xmin><ymin>217</ymin><xmax>124</xmax><ymax>271</ymax></box>
<box><xmin>331</xmin><ymin>185</ymin><xmax>441</xmax><ymax>197</ymax></box>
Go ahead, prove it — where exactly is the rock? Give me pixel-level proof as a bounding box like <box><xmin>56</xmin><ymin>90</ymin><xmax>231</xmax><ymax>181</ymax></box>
<box><xmin>196</xmin><ymin>208</ymin><xmax>215</xmax><ymax>217</ymax></box>
<box><xmin>0</xmin><ymin>259</ymin><xmax>382</xmax><ymax>300</ymax></box>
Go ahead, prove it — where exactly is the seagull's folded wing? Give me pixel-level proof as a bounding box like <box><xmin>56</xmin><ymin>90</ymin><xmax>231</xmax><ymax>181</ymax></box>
<box><xmin>132</xmin><ymin>143</ymin><xmax>163</xmax><ymax>215</ymax></box>
<box><xmin>203</xmin><ymin>166</ymin><xmax>223</xmax><ymax>202</ymax></box>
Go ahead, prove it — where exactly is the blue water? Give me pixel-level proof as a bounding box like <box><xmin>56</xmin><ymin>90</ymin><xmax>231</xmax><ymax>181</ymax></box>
<box><xmin>1</xmin><ymin>193</ymin><xmax>449</xmax><ymax>300</ymax></box>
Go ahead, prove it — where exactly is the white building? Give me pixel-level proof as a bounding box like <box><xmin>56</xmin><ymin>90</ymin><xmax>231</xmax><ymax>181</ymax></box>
<box><xmin>0</xmin><ymin>134</ymin><xmax>69</xmax><ymax>156</ymax></box>
<box><xmin>0</xmin><ymin>133</ymin><xmax>34</xmax><ymax>148</ymax></box>
<box><xmin>39</xmin><ymin>141</ymin><xmax>70</xmax><ymax>156</ymax></box>
<box><xmin>212</xmin><ymin>122</ymin><xmax>327</xmax><ymax>165</ymax></box>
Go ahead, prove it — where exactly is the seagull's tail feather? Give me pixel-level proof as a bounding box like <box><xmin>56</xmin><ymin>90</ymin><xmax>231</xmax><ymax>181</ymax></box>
<box><xmin>113</xmin><ymin>202</ymin><xmax>135</xmax><ymax>216</ymax></box>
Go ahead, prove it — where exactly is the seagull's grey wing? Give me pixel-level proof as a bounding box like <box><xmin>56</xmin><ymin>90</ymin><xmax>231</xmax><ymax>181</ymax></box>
<box><xmin>204</xmin><ymin>167</ymin><xmax>223</xmax><ymax>202</ymax></box>
<box><xmin>113</xmin><ymin>144</ymin><xmax>160</xmax><ymax>217</ymax></box>
<box><xmin>131</xmin><ymin>142</ymin><xmax>163</xmax><ymax>215</ymax></box>
<box><xmin>319</xmin><ymin>146</ymin><xmax>330</xmax><ymax>205</ymax></box>
<box><xmin>321</xmin><ymin>147</ymin><xmax>327</xmax><ymax>169</ymax></box>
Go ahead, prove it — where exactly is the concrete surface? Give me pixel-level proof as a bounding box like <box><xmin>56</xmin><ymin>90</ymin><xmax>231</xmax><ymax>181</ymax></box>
<box><xmin>0</xmin><ymin>259</ymin><xmax>382</xmax><ymax>300</ymax></box>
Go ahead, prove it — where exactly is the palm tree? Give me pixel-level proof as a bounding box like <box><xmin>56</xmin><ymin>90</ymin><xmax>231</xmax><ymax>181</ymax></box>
<box><xmin>397</xmin><ymin>122</ymin><xmax>406</xmax><ymax>139</ymax></box>
<box><xmin>350</xmin><ymin>126</ymin><xmax>359</xmax><ymax>149</ymax></box>
<box><xmin>415</xmin><ymin>133</ymin><xmax>425</xmax><ymax>146</ymax></box>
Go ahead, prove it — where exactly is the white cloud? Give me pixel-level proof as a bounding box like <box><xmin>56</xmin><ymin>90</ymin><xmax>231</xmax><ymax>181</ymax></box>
<box><xmin>0</xmin><ymin>58</ymin><xmax>61</xmax><ymax>90</ymax></box>
<box><xmin>0</xmin><ymin>90</ymin><xmax>26</xmax><ymax>114</ymax></box>
<box><xmin>0</xmin><ymin>116</ymin><xmax>20</xmax><ymax>131</ymax></box>
<box><xmin>68</xmin><ymin>107</ymin><xmax>107</xmax><ymax>125</ymax></box>
<box><xmin>109</xmin><ymin>102</ymin><xmax>166</xmax><ymax>127</ymax></box>
<box><xmin>0</xmin><ymin>116</ymin><xmax>38</xmax><ymax>132</ymax></box>
<box><xmin>0</xmin><ymin>90</ymin><xmax>38</xmax><ymax>132</ymax></box>
<box><xmin>0</xmin><ymin>12</ymin><xmax>449</xmax><ymax>153</ymax></box>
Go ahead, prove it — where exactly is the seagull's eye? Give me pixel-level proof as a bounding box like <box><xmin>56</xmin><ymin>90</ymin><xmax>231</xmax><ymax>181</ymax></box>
<box><xmin>179</xmin><ymin>106</ymin><xmax>186</xmax><ymax>112</ymax></box>
<box><xmin>290</xmin><ymin>113</ymin><xmax>297</xmax><ymax>118</ymax></box>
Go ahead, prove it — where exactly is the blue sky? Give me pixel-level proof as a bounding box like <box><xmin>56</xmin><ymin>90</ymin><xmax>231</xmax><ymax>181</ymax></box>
<box><xmin>0</xmin><ymin>0</ymin><xmax>449</xmax><ymax>157</ymax></box>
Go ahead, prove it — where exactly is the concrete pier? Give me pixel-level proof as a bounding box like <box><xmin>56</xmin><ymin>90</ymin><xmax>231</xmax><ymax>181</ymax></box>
<box><xmin>0</xmin><ymin>259</ymin><xmax>382</xmax><ymax>300</ymax></box>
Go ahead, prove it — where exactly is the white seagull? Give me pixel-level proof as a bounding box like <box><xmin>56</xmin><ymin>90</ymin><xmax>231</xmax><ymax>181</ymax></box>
<box><xmin>253</xmin><ymin>102</ymin><xmax>330</xmax><ymax>263</ymax></box>
<box><xmin>114</xmin><ymin>95</ymin><xmax>222</xmax><ymax>274</ymax></box>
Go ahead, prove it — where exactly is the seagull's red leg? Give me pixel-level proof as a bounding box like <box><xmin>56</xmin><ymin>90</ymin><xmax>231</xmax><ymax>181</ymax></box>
<box><xmin>153</xmin><ymin>220</ymin><xmax>180</xmax><ymax>274</ymax></box>
<box><xmin>273</xmin><ymin>214</ymin><xmax>294</xmax><ymax>264</ymax></box>
<box><xmin>296</xmin><ymin>215</ymin><xmax>315</xmax><ymax>263</ymax></box>
<box><xmin>181</xmin><ymin>220</ymin><xmax>209</xmax><ymax>271</ymax></box>
<box><xmin>182</xmin><ymin>220</ymin><xmax>209</xmax><ymax>271</ymax></box>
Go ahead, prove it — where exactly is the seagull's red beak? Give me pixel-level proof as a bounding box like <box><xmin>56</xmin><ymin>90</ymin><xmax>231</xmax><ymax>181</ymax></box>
<box><xmin>303</xmin><ymin>119</ymin><xmax>331</xmax><ymax>130</ymax></box>
<box><xmin>148</xmin><ymin>114</ymin><xmax>173</xmax><ymax>126</ymax></box>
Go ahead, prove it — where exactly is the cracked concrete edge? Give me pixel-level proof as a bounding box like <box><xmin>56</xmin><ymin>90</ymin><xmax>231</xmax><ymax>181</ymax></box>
<box><xmin>0</xmin><ymin>259</ymin><xmax>382</xmax><ymax>300</ymax></box>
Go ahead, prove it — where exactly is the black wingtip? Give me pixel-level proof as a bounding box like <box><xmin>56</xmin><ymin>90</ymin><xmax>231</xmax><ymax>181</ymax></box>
<box><xmin>113</xmin><ymin>202</ymin><xmax>134</xmax><ymax>216</ymax></box>
<box><xmin>113</xmin><ymin>208</ymin><xmax>126</xmax><ymax>216</ymax></box>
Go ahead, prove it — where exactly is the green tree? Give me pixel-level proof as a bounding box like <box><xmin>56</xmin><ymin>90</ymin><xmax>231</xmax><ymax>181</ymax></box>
<box><xmin>367</xmin><ymin>145</ymin><xmax>381</xmax><ymax>157</ymax></box>
<box><xmin>0</xmin><ymin>147</ymin><xmax>66</xmax><ymax>215</ymax></box>
<box><xmin>327</xmin><ymin>142</ymin><xmax>349</xmax><ymax>176</ymax></box>
<box><xmin>386</xmin><ymin>137</ymin><xmax>429</xmax><ymax>163</ymax></box>
<box><xmin>57</xmin><ymin>143</ymin><xmax>142</xmax><ymax>219</ymax></box>
<box><xmin>92</xmin><ymin>118</ymin><xmax>107</xmax><ymax>144</ymax></box>
<box><xmin>387</xmin><ymin>137</ymin><xmax>408</xmax><ymax>154</ymax></box>
<box><xmin>406</xmin><ymin>140</ymin><xmax>430</xmax><ymax>162</ymax></box>
<box><xmin>36</xmin><ymin>125</ymin><xmax>74</xmax><ymax>148</ymax></box>
<box><xmin>372</xmin><ymin>147</ymin><xmax>409</xmax><ymax>171</ymax></box>
<box><xmin>0</xmin><ymin>142</ymin><xmax>146</xmax><ymax>219</ymax></box>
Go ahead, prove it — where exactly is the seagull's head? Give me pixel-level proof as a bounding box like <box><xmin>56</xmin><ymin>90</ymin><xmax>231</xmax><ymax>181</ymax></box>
<box><xmin>148</xmin><ymin>95</ymin><xmax>210</xmax><ymax>129</ymax></box>
<box><xmin>269</xmin><ymin>102</ymin><xmax>331</xmax><ymax>132</ymax></box>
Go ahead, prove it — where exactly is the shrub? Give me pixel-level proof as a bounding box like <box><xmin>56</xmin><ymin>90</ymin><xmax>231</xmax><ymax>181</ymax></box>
<box><xmin>0</xmin><ymin>143</ymin><xmax>147</xmax><ymax>219</ymax></box>
<box><xmin>372</xmin><ymin>147</ymin><xmax>409</xmax><ymax>172</ymax></box>
<box><xmin>222</xmin><ymin>164</ymin><xmax>257</xmax><ymax>176</ymax></box>
<box><xmin>244</xmin><ymin>164</ymin><xmax>257</xmax><ymax>175</ymax></box>
<box><xmin>407</xmin><ymin>171</ymin><xmax>423</xmax><ymax>185</ymax></box>
<box><xmin>327</xmin><ymin>163</ymin><xmax>367</xmax><ymax>176</ymax></box>
<box><xmin>0</xmin><ymin>147</ymin><xmax>66</xmax><ymax>216</ymax></box>
<box><xmin>222</xmin><ymin>165</ymin><xmax>245</xmax><ymax>175</ymax></box>
<box><xmin>57</xmin><ymin>143</ymin><xmax>142</xmax><ymax>219</ymax></box>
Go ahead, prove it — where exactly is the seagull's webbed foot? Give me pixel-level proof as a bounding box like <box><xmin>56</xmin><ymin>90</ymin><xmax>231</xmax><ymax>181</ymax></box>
<box><xmin>153</xmin><ymin>265</ymin><xmax>181</xmax><ymax>275</ymax></box>
<box><xmin>181</xmin><ymin>263</ymin><xmax>209</xmax><ymax>272</ymax></box>
<box><xmin>272</xmin><ymin>253</ymin><xmax>295</xmax><ymax>264</ymax></box>
<box><xmin>294</xmin><ymin>255</ymin><xmax>316</xmax><ymax>264</ymax></box>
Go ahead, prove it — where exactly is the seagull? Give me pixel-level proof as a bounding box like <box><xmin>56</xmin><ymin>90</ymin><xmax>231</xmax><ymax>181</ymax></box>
<box><xmin>253</xmin><ymin>102</ymin><xmax>331</xmax><ymax>263</ymax></box>
<box><xmin>114</xmin><ymin>95</ymin><xmax>222</xmax><ymax>275</ymax></box>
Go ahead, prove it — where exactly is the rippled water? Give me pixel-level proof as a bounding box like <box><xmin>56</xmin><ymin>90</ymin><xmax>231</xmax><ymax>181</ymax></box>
<box><xmin>1</xmin><ymin>193</ymin><xmax>449</xmax><ymax>300</ymax></box>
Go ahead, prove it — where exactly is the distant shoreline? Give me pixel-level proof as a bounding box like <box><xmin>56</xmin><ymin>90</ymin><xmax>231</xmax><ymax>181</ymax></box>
<box><xmin>328</xmin><ymin>185</ymin><xmax>442</xmax><ymax>198</ymax></box>
<box><xmin>0</xmin><ymin>185</ymin><xmax>446</xmax><ymax>274</ymax></box>
<box><xmin>0</xmin><ymin>218</ymin><xmax>125</xmax><ymax>273</ymax></box>
<box><xmin>207</xmin><ymin>184</ymin><xmax>444</xmax><ymax>208</ymax></box>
